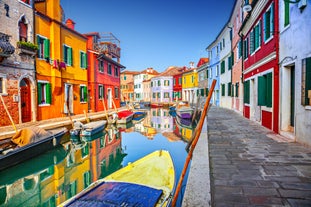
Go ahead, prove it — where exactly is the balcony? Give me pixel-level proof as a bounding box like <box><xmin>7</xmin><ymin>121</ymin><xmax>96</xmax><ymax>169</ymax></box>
<box><xmin>17</xmin><ymin>41</ymin><xmax>38</xmax><ymax>56</ymax></box>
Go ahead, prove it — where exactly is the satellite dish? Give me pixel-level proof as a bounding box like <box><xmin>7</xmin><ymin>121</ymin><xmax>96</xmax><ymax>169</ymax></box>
<box><xmin>243</xmin><ymin>4</ymin><xmax>252</xmax><ymax>12</ymax></box>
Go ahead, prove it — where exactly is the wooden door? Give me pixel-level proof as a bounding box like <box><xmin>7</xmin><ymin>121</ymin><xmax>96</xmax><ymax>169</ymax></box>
<box><xmin>21</xmin><ymin>79</ymin><xmax>31</xmax><ymax>122</ymax></box>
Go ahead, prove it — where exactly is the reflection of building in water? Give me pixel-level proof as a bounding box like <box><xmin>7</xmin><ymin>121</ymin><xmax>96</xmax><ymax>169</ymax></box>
<box><xmin>174</xmin><ymin>118</ymin><xmax>195</xmax><ymax>142</ymax></box>
<box><xmin>150</xmin><ymin>108</ymin><xmax>173</xmax><ymax>133</ymax></box>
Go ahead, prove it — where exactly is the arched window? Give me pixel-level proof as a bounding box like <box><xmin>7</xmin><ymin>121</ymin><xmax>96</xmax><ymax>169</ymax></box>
<box><xmin>19</xmin><ymin>17</ymin><xmax>28</xmax><ymax>42</ymax></box>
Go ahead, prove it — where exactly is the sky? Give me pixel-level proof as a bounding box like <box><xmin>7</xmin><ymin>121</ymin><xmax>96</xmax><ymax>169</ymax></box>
<box><xmin>61</xmin><ymin>0</ymin><xmax>236</xmax><ymax>72</ymax></box>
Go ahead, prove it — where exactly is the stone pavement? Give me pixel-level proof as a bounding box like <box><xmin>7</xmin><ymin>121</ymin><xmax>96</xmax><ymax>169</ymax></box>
<box><xmin>206</xmin><ymin>107</ymin><xmax>311</xmax><ymax>207</ymax></box>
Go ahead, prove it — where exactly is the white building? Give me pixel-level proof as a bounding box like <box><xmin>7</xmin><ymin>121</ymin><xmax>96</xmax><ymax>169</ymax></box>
<box><xmin>279</xmin><ymin>0</ymin><xmax>311</xmax><ymax>146</ymax></box>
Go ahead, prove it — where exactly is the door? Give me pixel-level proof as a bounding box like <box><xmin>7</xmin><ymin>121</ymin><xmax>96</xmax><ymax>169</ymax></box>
<box><xmin>107</xmin><ymin>88</ymin><xmax>112</xmax><ymax>109</ymax></box>
<box><xmin>290</xmin><ymin>66</ymin><xmax>295</xmax><ymax>127</ymax></box>
<box><xmin>64</xmin><ymin>84</ymin><xmax>73</xmax><ymax>114</ymax></box>
<box><xmin>20</xmin><ymin>79</ymin><xmax>31</xmax><ymax>122</ymax></box>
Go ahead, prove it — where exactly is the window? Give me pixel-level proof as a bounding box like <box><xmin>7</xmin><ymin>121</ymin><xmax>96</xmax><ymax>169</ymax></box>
<box><xmin>108</xmin><ymin>64</ymin><xmax>112</xmax><ymax>75</ymax></box>
<box><xmin>37</xmin><ymin>81</ymin><xmax>52</xmax><ymax>105</ymax></box>
<box><xmin>206</xmin><ymin>69</ymin><xmax>209</xmax><ymax>79</ymax></box>
<box><xmin>263</xmin><ymin>3</ymin><xmax>274</xmax><ymax>41</ymax></box>
<box><xmin>80</xmin><ymin>85</ymin><xmax>87</xmax><ymax>102</ymax></box>
<box><xmin>151</xmin><ymin>82</ymin><xmax>153</xmax><ymax>87</ymax></box>
<box><xmin>82</xmin><ymin>144</ymin><xmax>89</xmax><ymax>157</ymax></box>
<box><xmin>221</xmin><ymin>61</ymin><xmax>225</xmax><ymax>74</ymax></box>
<box><xmin>114</xmin><ymin>66</ymin><xmax>119</xmax><ymax>77</ymax></box>
<box><xmin>191</xmin><ymin>76</ymin><xmax>194</xmax><ymax>83</ymax></box>
<box><xmin>235</xmin><ymin>82</ymin><xmax>239</xmax><ymax>97</ymax></box>
<box><xmin>19</xmin><ymin>16</ymin><xmax>28</xmax><ymax>41</ymax></box>
<box><xmin>184</xmin><ymin>77</ymin><xmax>186</xmax><ymax>84</ymax></box>
<box><xmin>238</xmin><ymin>40</ymin><xmax>242</xmax><ymax>59</ymax></box>
<box><xmin>201</xmin><ymin>88</ymin><xmax>204</xmax><ymax>96</ymax></box>
<box><xmin>83</xmin><ymin>171</ymin><xmax>91</xmax><ymax>188</ymax></box>
<box><xmin>164</xmin><ymin>92</ymin><xmax>169</xmax><ymax>98</ymax></box>
<box><xmin>223</xmin><ymin>38</ymin><xmax>225</xmax><ymax>48</ymax></box>
<box><xmin>284</xmin><ymin>1</ymin><xmax>290</xmax><ymax>27</ymax></box>
<box><xmin>158</xmin><ymin>80</ymin><xmax>161</xmax><ymax>86</ymax></box>
<box><xmin>153</xmin><ymin>93</ymin><xmax>156</xmax><ymax>98</ymax></box>
<box><xmin>173</xmin><ymin>78</ymin><xmax>176</xmax><ymax>86</ymax></box>
<box><xmin>250</xmin><ymin>21</ymin><xmax>261</xmax><ymax>54</ymax></box>
<box><xmin>0</xmin><ymin>75</ymin><xmax>7</xmax><ymax>94</ymax></box>
<box><xmin>243</xmin><ymin>37</ymin><xmax>249</xmax><ymax>59</ymax></box>
<box><xmin>164</xmin><ymin>80</ymin><xmax>170</xmax><ymax>86</ymax></box>
<box><xmin>258</xmin><ymin>72</ymin><xmax>272</xmax><ymax>107</ymax></box>
<box><xmin>37</xmin><ymin>35</ymin><xmax>50</xmax><ymax>59</ymax></box>
<box><xmin>221</xmin><ymin>84</ymin><xmax>225</xmax><ymax>96</ymax></box>
<box><xmin>123</xmin><ymin>74</ymin><xmax>126</xmax><ymax>80</ymax></box>
<box><xmin>178</xmin><ymin>77</ymin><xmax>182</xmax><ymax>84</ymax></box>
<box><xmin>228</xmin><ymin>82</ymin><xmax>232</xmax><ymax>96</ymax></box>
<box><xmin>244</xmin><ymin>80</ymin><xmax>250</xmax><ymax>104</ymax></box>
<box><xmin>302</xmin><ymin>57</ymin><xmax>311</xmax><ymax>106</ymax></box>
<box><xmin>99</xmin><ymin>60</ymin><xmax>104</xmax><ymax>72</ymax></box>
<box><xmin>157</xmin><ymin>92</ymin><xmax>161</xmax><ymax>98</ymax></box>
<box><xmin>98</xmin><ymin>85</ymin><xmax>104</xmax><ymax>99</ymax></box>
<box><xmin>63</xmin><ymin>45</ymin><xmax>73</xmax><ymax>66</ymax></box>
<box><xmin>114</xmin><ymin>87</ymin><xmax>119</xmax><ymax>98</ymax></box>
<box><xmin>80</xmin><ymin>51</ymin><xmax>87</xmax><ymax>69</ymax></box>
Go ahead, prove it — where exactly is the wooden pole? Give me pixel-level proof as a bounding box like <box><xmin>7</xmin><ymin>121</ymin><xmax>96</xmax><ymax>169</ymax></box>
<box><xmin>112</xmin><ymin>98</ymin><xmax>118</xmax><ymax>112</ymax></box>
<box><xmin>102</xmin><ymin>99</ymin><xmax>109</xmax><ymax>121</ymax></box>
<box><xmin>0</xmin><ymin>95</ymin><xmax>17</xmax><ymax>132</ymax></box>
<box><xmin>66</xmin><ymin>103</ymin><xmax>74</xmax><ymax>128</ymax></box>
<box><xmin>83</xmin><ymin>110</ymin><xmax>90</xmax><ymax>123</ymax></box>
<box><xmin>171</xmin><ymin>79</ymin><xmax>216</xmax><ymax>207</ymax></box>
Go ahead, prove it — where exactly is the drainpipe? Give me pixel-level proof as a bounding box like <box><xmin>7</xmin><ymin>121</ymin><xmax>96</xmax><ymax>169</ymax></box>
<box><xmin>33</xmin><ymin>0</ymin><xmax>37</xmax><ymax>122</ymax></box>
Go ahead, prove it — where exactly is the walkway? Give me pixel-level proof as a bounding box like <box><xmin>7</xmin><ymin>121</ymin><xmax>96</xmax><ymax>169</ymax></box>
<box><xmin>183</xmin><ymin>106</ymin><xmax>311</xmax><ymax>206</ymax></box>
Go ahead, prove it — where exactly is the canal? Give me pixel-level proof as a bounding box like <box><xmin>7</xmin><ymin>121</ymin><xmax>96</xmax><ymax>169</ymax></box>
<box><xmin>0</xmin><ymin>108</ymin><xmax>195</xmax><ymax>207</ymax></box>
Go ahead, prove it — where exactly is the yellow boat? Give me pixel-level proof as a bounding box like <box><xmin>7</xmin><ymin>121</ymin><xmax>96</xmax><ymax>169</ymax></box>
<box><xmin>59</xmin><ymin>150</ymin><xmax>175</xmax><ymax>207</ymax></box>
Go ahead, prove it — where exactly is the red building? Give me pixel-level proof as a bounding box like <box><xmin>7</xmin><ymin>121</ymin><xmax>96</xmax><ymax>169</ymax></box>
<box><xmin>240</xmin><ymin>0</ymin><xmax>279</xmax><ymax>132</ymax></box>
<box><xmin>172</xmin><ymin>67</ymin><xmax>187</xmax><ymax>101</ymax></box>
<box><xmin>85</xmin><ymin>32</ymin><xmax>125</xmax><ymax>112</ymax></box>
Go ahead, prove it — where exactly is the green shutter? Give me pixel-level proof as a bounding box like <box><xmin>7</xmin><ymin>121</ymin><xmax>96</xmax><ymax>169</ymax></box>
<box><xmin>221</xmin><ymin>61</ymin><xmax>225</xmax><ymax>74</ymax></box>
<box><xmin>239</xmin><ymin>40</ymin><xmax>242</xmax><ymax>58</ymax></box>
<box><xmin>305</xmin><ymin>58</ymin><xmax>311</xmax><ymax>105</ymax></box>
<box><xmin>258</xmin><ymin>76</ymin><xmax>267</xmax><ymax>106</ymax></box>
<box><xmin>84</xmin><ymin>86</ymin><xmax>88</xmax><ymax>102</ymax></box>
<box><xmin>201</xmin><ymin>88</ymin><xmax>204</xmax><ymax>96</ymax></box>
<box><xmin>221</xmin><ymin>84</ymin><xmax>225</xmax><ymax>96</ymax></box>
<box><xmin>235</xmin><ymin>83</ymin><xmax>239</xmax><ymax>97</ymax></box>
<box><xmin>80</xmin><ymin>52</ymin><xmax>83</xmax><ymax>68</ymax></box>
<box><xmin>46</xmin><ymin>83</ymin><xmax>52</xmax><ymax>104</ymax></box>
<box><xmin>228</xmin><ymin>82</ymin><xmax>232</xmax><ymax>96</ymax></box>
<box><xmin>44</xmin><ymin>39</ymin><xmax>50</xmax><ymax>59</ymax></box>
<box><xmin>284</xmin><ymin>1</ymin><xmax>290</xmax><ymax>26</ymax></box>
<box><xmin>206</xmin><ymin>70</ymin><xmax>209</xmax><ymax>78</ymax></box>
<box><xmin>266</xmin><ymin>73</ymin><xmax>272</xmax><ymax>107</ymax></box>
<box><xmin>270</xmin><ymin>3</ymin><xmax>274</xmax><ymax>37</ymax></box>
<box><xmin>244</xmin><ymin>80</ymin><xmax>250</xmax><ymax>104</ymax></box>
<box><xmin>68</xmin><ymin>47</ymin><xmax>73</xmax><ymax>66</ymax></box>
<box><xmin>37</xmin><ymin>82</ymin><xmax>42</xmax><ymax>104</ymax></box>
<box><xmin>205</xmin><ymin>88</ymin><xmax>209</xmax><ymax>96</ymax></box>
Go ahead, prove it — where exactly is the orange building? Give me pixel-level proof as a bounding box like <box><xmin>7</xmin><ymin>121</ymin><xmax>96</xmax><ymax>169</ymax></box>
<box><xmin>120</xmin><ymin>70</ymin><xmax>140</xmax><ymax>102</ymax></box>
<box><xmin>35</xmin><ymin>0</ymin><xmax>88</xmax><ymax>120</ymax></box>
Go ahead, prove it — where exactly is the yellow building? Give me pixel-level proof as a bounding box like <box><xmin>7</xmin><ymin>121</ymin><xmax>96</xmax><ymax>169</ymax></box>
<box><xmin>35</xmin><ymin>0</ymin><xmax>88</xmax><ymax>120</ymax></box>
<box><xmin>182</xmin><ymin>68</ymin><xmax>199</xmax><ymax>104</ymax></box>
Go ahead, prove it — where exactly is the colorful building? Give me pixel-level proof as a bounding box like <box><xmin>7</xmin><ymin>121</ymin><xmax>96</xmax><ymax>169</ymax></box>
<box><xmin>218</xmin><ymin>23</ymin><xmax>233</xmax><ymax>109</ymax></box>
<box><xmin>84</xmin><ymin>32</ymin><xmax>125</xmax><ymax>111</ymax></box>
<box><xmin>0</xmin><ymin>0</ymin><xmax>36</xmax><ymax>126</ymax></box>
<box><xmin>182</xmin><ymin>67</ymin><xmax>199</xmax><ymax>104</ymax></box>
<box><xmin>230</xmin><ymin>0</ymin><xmax>244</xmax><ymax>114</ymax></box>
<box><xmin>35</xmin><ymin>0</ymin><xmax>88</xmax><ymax>120</ymax></box>
<box><xmin>278</xmin><ymin>0</ymin><xmax>311</xmax><ymax>145</ymax></box>
<box><xmin>206</xmin><ymin>39</ymin><xmax>221</xmax><ymax>106</ymax></box>
<box><xmin>133</xmin><ymin>68</ymin><xmax>159</xmax><ymax>102</ymax></box>
<box><xmin>197</xmin><ymin>58</ymin><xmax>209</xmax><ymax>103</ymax></box>
<box><xmin>240</xmin><ymin>0</ymin><xmax>279</xmax><ymax>132</ymax></box>
<box><xmin>120</xmin><ymin>70</ymin><xmax>139</xmax><ymax>102</ymax></box>
<box><xmin>172</xmin><ymin>67</ymin><xmax>187</xmax><ymax>101</ymax></box>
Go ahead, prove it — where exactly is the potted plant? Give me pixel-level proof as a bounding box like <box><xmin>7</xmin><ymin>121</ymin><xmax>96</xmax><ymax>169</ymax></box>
<box><xmin>17</xmin><ymin>41</ymin><xmax>38</xmax><ymax>51</ymax></box>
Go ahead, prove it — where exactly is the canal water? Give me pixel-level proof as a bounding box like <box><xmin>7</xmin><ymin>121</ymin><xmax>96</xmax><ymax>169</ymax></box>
<box><xmin>0</xmin><ymin>108</ymin><xmax>196</xmax><ymax>207</ymax></box>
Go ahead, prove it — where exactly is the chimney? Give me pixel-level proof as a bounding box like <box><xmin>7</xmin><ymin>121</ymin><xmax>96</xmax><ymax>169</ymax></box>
<box><xmin>66</xmin><ymin>18</ymin><xmax>75</xmax><ymax>30</ymax></box>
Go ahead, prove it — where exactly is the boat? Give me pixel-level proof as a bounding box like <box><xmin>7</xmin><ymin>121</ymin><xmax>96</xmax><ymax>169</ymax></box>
<box><xmin>151</xmin><ymin>103</ymin><xmax>164</xmax><ymax>108</ymax></box>
<box><xmin>59</xmin><ymin>150</ymin><xmax>175</xmax><ymax>207</ymax></box>
<box><xmin>0</xmin><ymin>126</ymin><xmax>67</xmax><ymax>171</ymax></box>
<box><xmin>133</xmin><ymin>111</ymin><xmax>147</xmax><ymax>121</ymax></box>
<box><xmin>116</xmin><ymin>109</ymin><xmax>134</xmax><ymax>124</ymax></box>
<box><xmin>80</xmin><ymin>120</ymin><xmax>107</xmax><ymax>137</ymax></box>
<box><xmin>175</xmin><ymin>101</ymin><xmax>194</xmax><ymax>119</ymax></box>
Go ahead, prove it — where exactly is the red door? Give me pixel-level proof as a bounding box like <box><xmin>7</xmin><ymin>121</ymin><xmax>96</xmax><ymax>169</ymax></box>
<box><xmin>21</xmin><ymin>80</ymin><xmax>31</xmax><ymax>122</ymax></box>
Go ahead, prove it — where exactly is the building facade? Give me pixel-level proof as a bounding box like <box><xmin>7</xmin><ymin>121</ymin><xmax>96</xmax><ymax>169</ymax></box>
<box><xmin>0</xmin><ymin>0</ymin><xmax>36</xmax><ymax>127</ymax></box>
<box><xmin>182</xmin><ymin>68</ymin><xmax>199</xmax><ymax>104</ymax></box>
<box><xmin>120</xmin><ymin>70</ymin><xmax>139</xmax><ymax>102</ymax></box>
<box><xmin>278</xmin><ymin>0</ymin><xmax>311</xmax><ymax>145</ymax></box>
<box><xmin>197</xmin><ymin>58</ymin><xmax>209</xmax><ymax>104</ymax></box>
<box><xmin>240</xmin><ymin>0</ymin><xmax>280</xmax><ymax>133</ymax></box>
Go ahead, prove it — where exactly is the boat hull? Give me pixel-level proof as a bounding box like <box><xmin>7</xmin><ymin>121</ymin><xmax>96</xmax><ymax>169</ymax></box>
<box><xmin>80</xmin><ymin>120</ymin><xmax>107</xmax><ymax>137</ymax></box>
<box><xmin>0</xmin><ymin>127</ymin><xmax>67</xmax><ymax>171</ymax></box>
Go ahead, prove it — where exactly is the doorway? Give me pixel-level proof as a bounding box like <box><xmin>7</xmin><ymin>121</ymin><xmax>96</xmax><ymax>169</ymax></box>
<box><xmin>290</xmin><ymin>66</ymin><xmax>295</xmax><ymax>129</ymax></box>
<box><xmin>107</xmin><ymin>88</ymin><xmax>112</xmax><ymax>109</ymax></box>
<box><xmin>20</xmin><ymin>78</ymin><xmax>31</xmax><ymax>123</ymax></box>
<box><xmin>64</xmin><ymin>83</ymin><xmax>73</xmax><ymax>114</ymax></box>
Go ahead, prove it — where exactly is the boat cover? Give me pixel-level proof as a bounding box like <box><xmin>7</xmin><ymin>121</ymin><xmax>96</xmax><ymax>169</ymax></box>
<box><xmin>65</xmin><ymin>181</ymin><xmax>163</xmax><ymax>207</ymax></box>
<box><xmin>11</xmin><ymin>127</ymin><xmax>50</xmax><ymax>147</ymax></box>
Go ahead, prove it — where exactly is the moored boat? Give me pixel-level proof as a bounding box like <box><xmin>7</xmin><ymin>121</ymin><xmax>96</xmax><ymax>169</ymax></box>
<box><xmin>80</xmin><ymin>120</ymin><xmax>107</xmax><ymax>137</ymax></box>
<box><xmin>132</xmin><ymin>111</ymin><xmax>147</xmax><ymax>121</ymax></box>
<box><xmin>116</xmin><ymin>110</ymin><xmax>134</xmax><ymax>124</ymax></box>
<box><xmin>0</xmin><ymin>126</ymin><xmax>67</xmax><ymax>171</ymax></box>
<box><xmin>59</xmin><ymin>150</ymin><xmax>175</xmax><ymax>207</ymax></box>
<box><xmin>175</xmin><ymin>101</ymin><xmax>194</xmax><ymax>119</ymax></box>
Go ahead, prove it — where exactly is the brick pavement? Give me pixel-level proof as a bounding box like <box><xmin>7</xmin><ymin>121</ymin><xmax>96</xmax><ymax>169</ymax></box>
<box><xmin>207</xmin><ymin>107</ymin><xmax>311</xmax><ymax>207</ymax></box>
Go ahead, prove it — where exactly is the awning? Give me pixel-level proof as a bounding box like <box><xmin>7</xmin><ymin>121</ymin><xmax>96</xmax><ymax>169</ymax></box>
<box><xmin>0</xmin><ymin>33</ymin><xmax>15</xmax><ymax>57</ymax></box>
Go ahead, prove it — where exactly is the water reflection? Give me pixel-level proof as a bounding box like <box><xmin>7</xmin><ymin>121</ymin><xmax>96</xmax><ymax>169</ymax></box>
<box><xmin>0</xmin><ymin>108</ymin><xmax>196</xmax><ymax>207</ymax></box>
